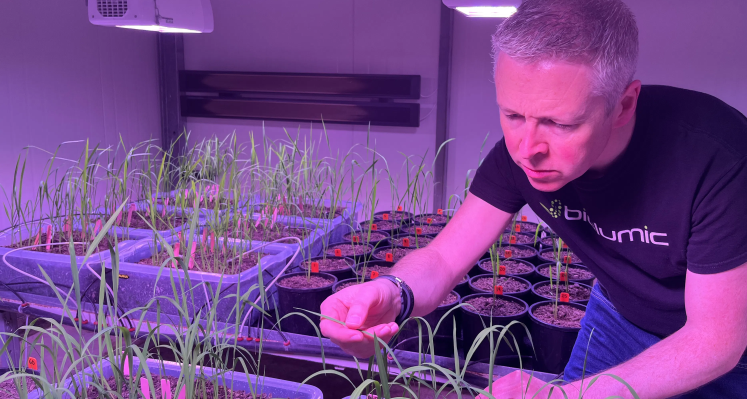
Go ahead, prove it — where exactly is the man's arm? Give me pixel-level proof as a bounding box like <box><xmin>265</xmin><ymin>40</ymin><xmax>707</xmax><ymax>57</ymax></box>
<box><xmin>484</xmin><ymin>262</ymin><xmax>747</xmax><ymax>398</ymax></box>
<box><xmin>320</xmin><ymin>194</ymin><xmax>515</xmax><ymax>357</ymax></box>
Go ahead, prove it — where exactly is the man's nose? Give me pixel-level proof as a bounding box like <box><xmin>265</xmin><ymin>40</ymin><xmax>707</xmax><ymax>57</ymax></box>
<box><xmin>518</xmin><ymin>121</ymin><xmax>549</xmax><ymax>159</ymax></box>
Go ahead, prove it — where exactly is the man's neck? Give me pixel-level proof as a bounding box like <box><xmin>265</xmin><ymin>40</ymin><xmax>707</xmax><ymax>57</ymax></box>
<box><xmin>586</xmin><ymin>113</ymin><xmax>637</xmax><ymax>177</ymax></box>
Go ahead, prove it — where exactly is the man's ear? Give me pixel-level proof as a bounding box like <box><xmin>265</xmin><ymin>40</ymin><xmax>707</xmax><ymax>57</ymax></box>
<box><xmin>612</xmin><ymin>80</ymin><xmax>642</xmax><ymax>128</ymax></box>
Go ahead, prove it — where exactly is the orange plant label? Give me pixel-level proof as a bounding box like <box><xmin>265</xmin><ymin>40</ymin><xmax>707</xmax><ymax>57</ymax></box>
<box><xmin>515</xmin><ymin>224</ymin><xmax>521</xmax><ymax>232</ymax></box>
<box><xmin>504</xmin><ymin>249</ymin><xmax>513</xmax><ymax>258</ymax></box>
<box><xmin>402</xmin><ymin>238</ymin><xmax>410</xmax><ymax>247</ymax></box>
<box><xmin>385</xmin><ymin>253</ymin><xmax>394</xmax><ymax>262</ymax></box>
<box><xmin>494</xmin><ymin>285</ymin><xmax>504</xmax><ymax>295</ymax></box>
<box><xmin>415</xmin><ymin>227</ymin><xmax>423</xmax><ymax>235</ymax></box>
<box><xmin>383</xmin><ymin>213</ymin><xmax>389</xmax><ymax>221</ymax></box>
<box><xmin>521</xmin><ymin>216</ymin><xmax>528</xmax><ymax>222</ymax></box>
<box><xmin>370</xmin><ymin>271</ymin><xmax>380</xmax><ymax>279</ymax></box>
<box><xmin>426</xmin><ymin>218</ymin><xmax>433</xmax><ymax>224</ymax></box>
<box><xmin>397</xmin><ymin>206</ymin><xmax>403</xmax><ymax>211</ymax></box>
<box><xmin>352</xmin><ymin>235</ymin><xmax>360</xmax><ymax>243</ymax></box>
<box><xmin>371</xmin><ymin>224</ymin><xmax>378</xmax><ymax>231</ymax></box>
<box><xmin>310</xmin><ymin>261</ymin><xmax>320</xmax><ymax>273</ymax></box>
<box><xmin>560</xmin><ymin>292</ymin><xmax>570</xmax><ymax>302</ymax></box>
<box><xmin>498</xmin><ymin>265</ymin><xmax>506</xmax><ymax>276</ymax></box>
<box><xmin>509</xmin><ymin>235</ymin><xmax>517</xmax><ymax>244</ymax></box>
<box><xmin>560</xmin><ymin>271</ymin><xmax>568</xmax><ymax>282</ymax></box>
<box><xmin>563</xmin><ymin>255</ymin><xmax>572</xmax><ymax>264</ymax></box>
<box><xmin>437</xmin><ymin>209</ymin><xmax>443</xmax><ymax>215</ymax></box>
<box><xmin>334</xmin><ymin>248</ymin><xmax>342</xmax><ymax>257</ymax></box>
<box><xmin>27</xmin><ymin>357</ymin><xmax>38</xmax><ymax>371</ymax></box>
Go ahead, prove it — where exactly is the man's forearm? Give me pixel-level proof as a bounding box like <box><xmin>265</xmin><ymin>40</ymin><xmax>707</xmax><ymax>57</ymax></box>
<box><xmin>566</xmin><ymin>325</ymin><xmax>744</xmax><ymax>398</ymax></box>
<box><xmin>387</xmin><ymin>247</ymin><xmax>464</xmax><ymax>317</ymax></box>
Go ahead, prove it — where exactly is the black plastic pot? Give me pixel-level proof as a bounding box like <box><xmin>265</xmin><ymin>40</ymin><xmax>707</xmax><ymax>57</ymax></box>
<box><xmin>398</xmin><ymin>290</ymin><xmax>461</xmax><ymax>342</ymax></box>
<box><xmin>370</xmin><ymin>245</ymin><xmax>417</xmax><ymax>264</ymax></box>
<box><xmin>533</xmin><ymin>262</ymin><xmax>595</xmax><ymax>286</ymax></box>
<box><xmin>411</xmin><ymin>213</ymin><xmax>451</xmax><ymax>226</ymax></box>
<box><xmin>298</xmin><ymin>255</ymin><xmax>357</xmax><ymax>281</ymax></box>
<box><xmin>500</xmin><ymin>232</ymin><xmax>542</xmax><ymax>249</ymax></box>
<box><xmin>396</xmin><ymin>335</ymin><xmax>457</xmax><ymax>358</ymax></box>
<box><xmin>460</xmin><ymin>293</ymin><xmax>531</xmax><ymax>365</ymax></box>
<box><xmin>388</xmin><ymin>233</ymin><xmax>433</xmax><ymax>249</ymax></box>
<box><xmin>276</xmin><ymin>271</ymin><xmax>337</xmax><ymax>336</ymax></box>
<box><xmin>342</xmin><ymin>230</ymin><xmax>391</xmax><ymax>248</ymax></box>
<box><xmin>400</xmin><ymin>223</ymin><xmax>443</xmax><ymax>236</ymax></box>
<box><xmin>538</xmin><ymin>248</ymin><xmax>582</xmax><ymax>265</ymax></box>
<box><xmin>528</xmin><ymin>301</ymin><xmax>586</xmax><ymax>374</ymax></box>
<box><xmin>373</xmin><ymin>210</ymin><xmax>414</xmax><ymax>223</ymax></box>
<box><xmin>497</xmin><ymin>244</ymin><xmax>540</xmax><ymax>265</ymax></box>
<box><xmin>454</xmin><ymin>275</ymin><xmax>471</xmax><ymax>299</ymax></box>
<box><xmin>354</xmin><ymin>259</ymin><xmax>395</xmax><ymax>280</ymax></box>
<box><xmin>467</xmin><ymin>275</ymin><xmax>532</xmax><ymax>303</ymax></box>
<box><xmin>324</xmin><ymin>241</ymin><xmax>373</xmax><ymax>263</ymax></box>
<box><xmin>471</xmin><ymin>257</ymin><xmax>535</xmax><ymax>282</ymax></box>
<box><xmin>530</xmin><ymin>281</ymin><xmax>592</xmax><ymax>306</ymax></box>
<box><xmin>359</xmin><ymin>218</ymin><xmax>402</xmax><ymax>235</ymax></box>
<box><xmin>332</xmin><ymin>277</ymin><xmax>360</xmax><ymax>293</ymax></box>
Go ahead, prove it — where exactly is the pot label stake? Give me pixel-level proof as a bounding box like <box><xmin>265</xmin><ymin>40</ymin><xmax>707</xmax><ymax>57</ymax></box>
<box><xmin>140</xmin><ymin>378</ymin><xmax>150</xmax><ymax>399</ymax></box>
<box><xmin>352</xmin><ymin>235</ymin><xmax>360</xmax><ymax>243</ymax></box>
<box><xmin>27</xmin><ymin>357</ymin><xmax>38</xmax><ymax>371</ymax></box>
<box><xmin>437</xmin><ymin>209</ymin><xmax>443</xmax><ymax>215</ymax></box>
<box><xmin>188</xmin><ymin>243</ymin><xmax>196</xmax><ymax>269</ymax></box>
<box><xmin>509</xmin><ymin>235</ymin><xmax>517</xmax><ymax>244</ymax></box>
<box><xmin>415</xmin><ymin>227</ymin><xmax>423</xmax><ymax>235</ymax></box>
<box><xmin>402</xmin><ymin>238</ymin><xmax>410</xmax><ymax>247</ymax></box>
<box><xmin>45</xmin><ymin>226</ymin><xmax>52</xmax><ymax>252</ymax></box>
<box><xmin>504</xmin><ymin>249</ymin><xmax>513</xmax><ymax>258</ymax></box>
<box><xmin>559</xmin><ymin>271</ymin><xmax>568</xmax><ymax>282</ymax></box>
<box><xmin>370</xmin><ymin>270</ymin><xmax>380</xmax><ymax>279</ymax></box>
<box><xmin>498</xmin><ymin>265</ymin><xmax>506</xmax><ymax>276</ymax></box>
<box><xmin>173</xmin><ymin>243</ymin><xmax>180</xmax><ymax>268</ymax></box>
<box><xmin>383</xmin><ymin>213</ymin><xmax>389</xmax><ymax>221</ymax></box>
<box><xmin>385</xmin><ymin>253</ymin><xmax>394</xmax><ymax>262</ymax></box>
<box><xmin>334</xmin><ymin>248</ymin><xmax>342</xmax><ymax>257</ymax></box>
<box><xmin>310</xmin><ymin>261</ymin><xmax>320</xmax><ymax>273</ymax></box>
<box><xmin>371</xmin><ymin>223</ymin><xmax>378</xmax><ymax>231</ymax></box>
<box><xmin>560</xmin><ymin>292</ymin><xmax>570</xmax><ymax>302</ymax></box>
<box><xmin>521</xmin><ymin>216</ymin><xmax>528</xmax><ymax>221</ymax></box>
<box><xmin>397</xmin><ymin>206</ymin><xmax>403</xmax><ymax>211</ymax></box>
<box><xmin>563</xmin><ymin>255</ymin><xmax>572</xmax><ymax>264</ymax></box>
<box><xmin>494</xmin><ymin>285</ymin><xmax>504</xmax><ymax>295</ymax></box>
<box><xmin>515</xmin><ymin>224</ymin><xmax>521</xmax><ymax>232</ymax></box>
<box><xmin>427</xmin><ymin>217</ymin><xmax>433</xmax><ymax>224</ymax></box>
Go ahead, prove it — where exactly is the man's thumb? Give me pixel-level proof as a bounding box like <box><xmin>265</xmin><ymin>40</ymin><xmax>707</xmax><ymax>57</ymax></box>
<box><xmin>345</xmin><ymin>301</ymin><xmax>370</xmax><ymax>329</ymax></box>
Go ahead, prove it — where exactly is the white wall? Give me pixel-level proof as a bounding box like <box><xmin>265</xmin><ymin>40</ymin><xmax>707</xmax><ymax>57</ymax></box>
<box><xmin>0</xmin><ymin>2</ymin><xmax>161</xmax><ymax>228</ymax></box>
<box><xmin>445</xmin><ymin>0</ymin><xmax>747</xmax><ymax>222</ymax></box>
<box><xmin>182</xmin><ymin>0</ymin><xmax>442</xmax><ymax>214</ymax></box>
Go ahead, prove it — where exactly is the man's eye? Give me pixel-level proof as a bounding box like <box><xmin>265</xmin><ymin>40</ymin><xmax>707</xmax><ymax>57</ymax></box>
<box><xmin>506</xmin><ymin>114</ymin><xmax>523</xmax><ymax>120</ymax></box>
<box><xmin>552</xmin><ymin>121</ymin><xmax>575</xmax><ymax>129</ymax></box>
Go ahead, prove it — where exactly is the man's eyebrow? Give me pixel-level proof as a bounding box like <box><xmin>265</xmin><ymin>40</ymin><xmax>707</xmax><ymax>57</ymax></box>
<box><xmin>498</xmin><ymin>104</ymin><xmax>587</xmax><ymax>123</ymax></box>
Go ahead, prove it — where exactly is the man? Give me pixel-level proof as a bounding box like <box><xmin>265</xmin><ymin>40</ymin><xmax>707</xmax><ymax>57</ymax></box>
<box><xmin>320</xmin><ymin>0</ymin><xmax>747</xmax><ymax>397</ymax></box>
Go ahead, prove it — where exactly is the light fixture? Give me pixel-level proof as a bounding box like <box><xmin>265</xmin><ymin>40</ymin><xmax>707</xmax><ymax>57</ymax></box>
<box><xmin>89</xmin><ymin>0</ymin><xmax>214</xmax><ymax>33</ymax></box>
<box><xmin>442</xmin><ymin>0</ymin><xmax>520</xmax><ymax>18</ymax></box>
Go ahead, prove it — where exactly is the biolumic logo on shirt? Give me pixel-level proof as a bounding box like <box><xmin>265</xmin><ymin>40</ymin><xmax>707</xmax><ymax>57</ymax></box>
<box><xmin>541</xmin><ymin>200</ymin><xmax>669</xmax><ymax>246</ymax></box>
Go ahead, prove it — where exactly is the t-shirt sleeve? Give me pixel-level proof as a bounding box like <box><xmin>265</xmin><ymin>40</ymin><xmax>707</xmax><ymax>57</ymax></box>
<box><xmin>687</xmin><ymin>157</ymin><xmax>747</xmax><ymax>274</ymax></box>
<box><xmin>468</xmin><ymin>139</ymin><xmax>527</xmax><ymax>214</ymax></box>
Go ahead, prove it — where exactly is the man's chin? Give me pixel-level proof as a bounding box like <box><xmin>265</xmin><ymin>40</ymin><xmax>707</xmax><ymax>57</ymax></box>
<box><xmin>526</xmin><ymin>177</ymin><xmax>567</xmax><ymax>192</ymax></box>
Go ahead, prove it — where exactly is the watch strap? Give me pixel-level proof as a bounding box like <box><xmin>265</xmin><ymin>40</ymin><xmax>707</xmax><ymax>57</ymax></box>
<box><xmin>374</xmin><ymin>274</ymin><xmax>414</xmax><ymax>325</ymax></box>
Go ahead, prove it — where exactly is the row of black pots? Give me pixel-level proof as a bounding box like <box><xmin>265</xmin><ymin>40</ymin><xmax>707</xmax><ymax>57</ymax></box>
<box><xmin>340</xmin><ymin>231</ymin><xmax>435</xmax><ymax>249</ymax></box>
<box><xmin>358</xmin><ymin>218</ymin><xmax>446</xmax><ymax>237</ymax></box>
<box><xmin>479</xmin><ymin>244</ymin><xmax>583</xmax><ymax>267</ymax></box>
<box><xmin>372</xmin><ymin>210</ymin><xmax>453</xmax><ymax>226</ymax></box>
<box><xmin>464</xmin><ymin>274</ymin><xmax>592</xmax><ymax>306</ymax></box>
<box><xmin>471</xmin><ymin>257</ymin><xmax>595</xmax><ymax>286</ymax></box>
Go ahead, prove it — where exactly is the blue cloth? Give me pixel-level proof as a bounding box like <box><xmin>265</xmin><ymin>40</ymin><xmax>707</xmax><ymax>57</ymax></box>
<box><xmin>564</xmin><ymin>283</ymin><xmax>747</xmax><ymax>398</ymax></box>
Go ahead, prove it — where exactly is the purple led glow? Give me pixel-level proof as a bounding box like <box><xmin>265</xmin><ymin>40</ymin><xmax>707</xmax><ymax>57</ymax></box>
<box><xmin>116</xmin><ymin>25</ymin><xmax>203</xmax><ymax>33</ymax></box>
<box><xmin>455</xmin><ymin>6</ymin><xmax>517</xmax><ymax>17</ymax></box>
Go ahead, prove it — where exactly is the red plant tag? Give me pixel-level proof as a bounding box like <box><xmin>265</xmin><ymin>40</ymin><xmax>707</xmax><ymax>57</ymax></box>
<box><xmin>498</xmin><ymin>265</ymin><xmax>506</xmax><ymax>276</ymax></box>
<box><xmin>310</xmin><ymin>261</ymin><xmax>320</xmax><ymax>273</ymax></box>
<box><xmin>426</xmin><ymin>217</ymin><xmax>433</xmax><ymax>224</ymax></box>
<box><xmin>397</xmin><ymin>206</ymin><xmax>403</xmax><ymax>211</ymax></box>
<box><xmin>371</xmin><ymin>223</ymin><xmax>378</xmax><ymax>231</ymax></box>
<box><xmin>560</xmin><ymin>292</ymin><xmax>570</xmax><ymax>302</ymax></box>
<box><xmin>515</xmin><ymin>224</ymin><xmax>521</xmax><ymax>232</ymax></box>
<box><xmin>563</xmin><ymin>255</ymin><xmax>572</xmax><ymax>264</ymax></box>
<box><xmin>383</xmin><ymin>213</ymin><xmax>390</xmax><ymax>221</ymax></box>
<box><xmin>562</xmin><ymin>243</ymin><xmax>568</xmax><ymax>249</ymax></box>
<box><xmin>334</xmin><ymin>248</ymin><xmax>342</xmax><ymax>257</ymax></box>
<box><xmin>415</xmin><ymin>227</ymin><xmax>423</xmax><ymax>235</ymax></box>
<box><xmin>509</xmin><ymin>235</ymin><xmax>517</xmax><ymax>244</ymax></box>
<box><xmin>352</xmin><ymin>235</ymin><xmax>360</xmax><ymax>243</ymax></box>
<box><xmin>27</xmin><ymin>357</ymin><xmax>38</xmax><ymax>371</ymax></box>
<box><xmin>402</xmin><ymin>238</ymin><xmax>411</xmax><ymax>247</ymax></box>
<box><xmin>370</xmin><ymin>271</ymin><xmax>380</xmax><ymax>279</ymax></box>
<box><xmin>494</xmin><ymin>285</ymin><xmax>504</xmax><ymax>295</ymax></box>
<box><xmin>437</xmin><ymin>209</ymin><xmax>443</xmax><ymax>215</ymax></box>
<box><xmin>559</xmin><ymin>271</ymin><xmax>568</xmax><ymax>282</ymax></box>
<box><xmin>504</xmin><ymin>249</ymin><xmax>513</xmax><ymax>258</ymax></box>
<box><xmin>521</xmin><ymin>216</ymin><xmax>528</xmax><ymax>222</ymax></box>
<box><xmin>385</xmin><ymin>253</ymin><xmax>394</xmax><ymax>262</ymax></box>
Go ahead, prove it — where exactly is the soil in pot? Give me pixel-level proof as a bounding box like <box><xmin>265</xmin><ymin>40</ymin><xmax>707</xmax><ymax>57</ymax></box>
<box><xmin>537</xmin><ymin>264</ymin><xmax>594</xmax><ymax>281</ymax></box>
<box><xmin>357</xmin><ymin>264</ymin><xmax>393</xmax><ymax>279</ymax></box>
<box><xmin>471</xmin><ymin>276</ymin><xmax>529</xmax><ymax>295</ymax></box>
<box><xmin>8</xmin><ymin>230</ymin><xmax>110</xmax><ymax>256</ymax></box>
<box><xmin>374</xmin><ymin>211</ymin><xmax>412</xmax><ymax>222</ymax></box>
<box><xmin>501</xmin><ymin>233</ymin><xmax>540</xmax><ymax>247</ymax></box>
<box><xmin>80</xmin><ymin>375</ymin><xmax>270</xmax><ymax>399</ymax></box>
<box><xmin>201</xmin><ymin>197</ymin><xmax>234</xmax><ymax>210</ymax></box>
<box><xmin>222</xmin><ymin>223</ymin><xmax>311</xmax><ymax>242</ymax></box>
<box><xmin>513</xmin><ymin>221</ymin><xmax>540</xmax><ymax>234</ymax></box>
<box><xmin>372</xmin><ymin>247</ymin><xmax>415</xmax><ymax>262</ymax></box>
<box><xmin>137</xmin><ymin>248</ymin><xmax>264</xmax><ymax>274</ymax></box>
<box><xmin>301</xmin><ymin>257</ymin><xmax>354</xmax><ymax>272</ymax></box>
<box><xmin>325</xmin><ymin>243</ymin><xmax>371</xmax><ymax>257</ymax></box>
<box><xmin>534</xmin><ymin>282</ymin><xmax>591</xmax><ymax>303</ymax></box>
<box><xmin>442</xmin><ymin>292</ymin><xmax>457</xmax><ymax>306</ymax></box>
<box><xmin>413</xmin><ymin>214</ymin><xmax>449</xmax><ymax>225</ymax></box>
<box><xmin>344</xmin><ymin>231</ymin><xmax>388</xmax><ymax>244</ymax></box>
<box><xmin>334</xmin><ymin>279</ymin><xmax>360</xmax><ymax>293</ymax></box>
<box><xmin>532</xmin><ymin>303</ymin><xmax>585</xmax><ymax>328</ymax></box>
<box><xmin>498</xmin><ymin>245</ymin><xmax>536</xmax><ymax>259</ymax></box>
<box><xmin>390</xmin><ymin>235</ymin><xmax>433</xmax><ymax>248</ymax></box>
<box><xmin>128</xmin><ymin>211</ymin><xmax>187</xmax><ymax>230</ymax></box>
<box><xmin>360</xmin><ymin>219</ymin><xmax>398</xmax><ymax>232</ymax></box>
<box><xmin>0</xmin><ymin>378</ymin><xmax>36</xmax><ymax>399</ymax></box>
<box><xmin>464</xmin><ymin>296</ymin><xmax>525</xmax><ymax>317</ymax></box>
<box><xmin>277</xmin><ymin>274</ymin><xmax>334</xmax><ymax>289</ymax></box>
<box><xmin>402</xmin><ymin>224</ymin><xmax>443</xmax><ymax>235</ymax></box>
<box><xmin>277</xmin><ymin>272</ymin><xmax>336</xmax><ymax>336</ymax></box>
<box><xmin>477</xmin><ymin>259</ymin><xmax>533</xmax><ymax>275</ymax></box>
<box><xmin>539</xmin><ymin>249</ymin><xmax>582</xmax><ymax>264</ymax></box>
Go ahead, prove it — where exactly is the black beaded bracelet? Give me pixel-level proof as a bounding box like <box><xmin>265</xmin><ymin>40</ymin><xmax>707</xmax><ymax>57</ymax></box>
<box><xmin>374</xmin><ymin>275</ymin><xmax>414</xmax><ymax>325</ymax></box>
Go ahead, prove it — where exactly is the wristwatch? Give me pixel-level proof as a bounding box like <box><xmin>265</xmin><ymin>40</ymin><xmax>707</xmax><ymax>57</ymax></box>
<box><xmin>374</xmin><ymin>274</ymin><xmax>414</xmax><ymax>325</ymax></box>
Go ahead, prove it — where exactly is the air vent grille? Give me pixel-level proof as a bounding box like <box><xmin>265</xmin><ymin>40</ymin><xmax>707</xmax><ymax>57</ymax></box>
<box><xmin>97</xmin><ymin>0</ymin><xmax>128</xmax><ymax>18</ymax></box>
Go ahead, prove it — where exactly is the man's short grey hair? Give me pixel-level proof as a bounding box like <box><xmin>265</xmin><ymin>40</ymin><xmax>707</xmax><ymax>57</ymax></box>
<box><xmin>492</xmin><ymin>0</ymin><xmax>639</xmax><ymax>111</ymax></box>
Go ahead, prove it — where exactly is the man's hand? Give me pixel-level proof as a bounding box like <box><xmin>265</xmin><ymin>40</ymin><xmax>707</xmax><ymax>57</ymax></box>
<box><xmin>319</xmin><ymin>279</ymin><xmax>401</xmax><ymax>358</ymax></box>
<box><xmin>476</xmin><ymin>370</ymin><xmax>575</xmax><ymax>399</ymax></box>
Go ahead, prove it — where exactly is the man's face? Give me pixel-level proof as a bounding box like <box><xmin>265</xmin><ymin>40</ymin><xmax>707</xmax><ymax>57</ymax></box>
<box><xmin>495</xmin><ymin>53</ymin><xmax>615</xmax><ymax>192</ymax></box>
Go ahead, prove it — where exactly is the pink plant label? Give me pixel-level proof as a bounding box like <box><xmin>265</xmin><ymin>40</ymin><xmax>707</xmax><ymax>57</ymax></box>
<box><xmin>397</xmin><ymin>206</ymin><xmax>403</xmax><ymax>211</ymax></box>
<box><xmin>509</xmin><ymin>235</ymin><xmax>517</xmax><ymax>244</ymax></box>
<box><xmin>437</xmin><ymin>209</ymin><xmax>443</xmax><ymax>215</ymax></box>
<box><xmin>123</xmin><ymin>359</ymin><xmax>130</xmax><ymax>376</ymax></box>
<box><xmin>202</xmin><ymin>228</ymin><xmax>208</xmax><ymax>245</ymax></box>
<box><xmin>504</xmin><ymin>249</ymin><xmax>513</xmax><ymax>258</ymax></box>
<box><xmin>177</xmin><ymin>386</ymin><xmax>186</xmax><ymax>399</ymax></box>
<box><xmin>334</xmin><ymin>248</ymin><xmax>342</xmax><ymax>257</ymax></box>
<box><xmin>33</xmin><ymin>231</ymin><xmax>40</xmax><ymax>246</ymax></box>
<box><xmin>173</xmin><ymin>243</ymin><xmax>180</xmax><ymax>268</ymax></box>
<box><xmin>521</xmin><ymin>216</ymin><xmax>528</xmax><ymax>222</ymax></box>
<box><xmin>94</xmin><ymin>220</ymin><xmax>102</xmax><ymax>236</ymax></box>
<box><xmin>402</xmin><ymin>238</ymin><xmax>410</xmax><ymax>248</ymax></box>
<box><xmin>145</xmin><ymin>207</ymin><xmax>150</xmax><ymax>217</ymax></box>
<box><xmin>165</xmin><ymin>198</ymin><xmax>169</xmax><ymax>207</ymax></box>
<box><xmin>27</xmin><ymin>357</ymin><xmax>38</xmax><ymax>371</ymax></box>
<box><xmin>426</xmin><ymin>218</ymin><xmax>433</xmax><ymax>224</ymax></box>
<box><xmin>560</xmin><ymin>292</ymin><xmax>570</xmax><ymax>302</ymax></box>
<box><xmin>127</xmin><ymin>204</ymin><xmax>136</xmax><ymax>225</ymax></box>
<box><xmin>352</xmin><ymin>235</ymin><xmax>360</xmax><ymax>243</ymax></box>
<box><xmin>415</xmin><ymin>227</ymin><xmax>423</xmax><ymax>235</ymax></box>
<box><xmin>515</xmin><ymin>224</ymin><xmax>521</xmax><ymax>232</ymax></box>
<box><xmin>161</xmin><ymin>379</ymin><xmax>172</xmax><ymax>399</ymax></box>
<box><xmin>188</xmin><ymin>243</ymin><xmax>196</xmax><ymax>269</ymax></box>
<box><xmin>494</xmin><ymin>285</ymin><xmax>504</xmax><ymax>295</ymax></box>
<box><xmin>210</xmin><ymin>232</ymin><xmax>216</xmax><ymax>253</ymax></box>
<box><xmin>498</xmin><ymin>265</ymin><xmax>506</xmax><ymax>276</ymax></box>
<box><xmin>310</xmin><ymin>261</ymin><xmax>319</xmax><ymax>273</ymax></box>
<box><xmin>382</xmin><ymin>213</ymin><xmax>389</xmax><ymax>221</ymax></box>
<box><xmin>371</xmin><ymin>224</ymin><xmax>378</xmax><ymax>231</ymax></box>
<box><xmin>46</xmin><ymin>226</ymin><xmax>52</xmax><ymax>251</ymax></box>
<box><xmin>370</xmin><ymin>271</ymin><xmax>380</xmax><ymax>279</ymax></box>
<box><xmin>140</xmin><ymin>378</ymin><xmax>150</xmax><ymax>399</ymax></box>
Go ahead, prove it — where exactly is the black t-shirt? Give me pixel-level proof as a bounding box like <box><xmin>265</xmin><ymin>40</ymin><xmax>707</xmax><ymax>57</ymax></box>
<box><xmin>469</xmin><ymin>85</ymin><xmax>747</xmax><ymax>337</ymax></box>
